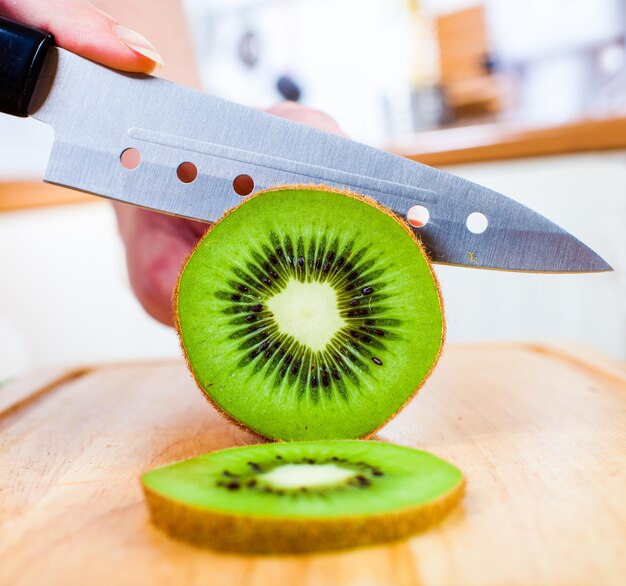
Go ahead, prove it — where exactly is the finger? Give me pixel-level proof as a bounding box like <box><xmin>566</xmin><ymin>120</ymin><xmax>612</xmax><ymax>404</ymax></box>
<box><xmin>114</xmin><ymin>204</ymin><xmax>208</xmax><ymax>326</ymax></box>
<box><xmin>0</xmin><ymin>0</ymin><xmax>163</xmax><ymax>73</ymax></box>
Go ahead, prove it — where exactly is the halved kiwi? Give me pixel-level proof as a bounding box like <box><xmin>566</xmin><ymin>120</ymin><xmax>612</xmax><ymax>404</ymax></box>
<box><xmin>142</xmin><ymin>440</ymin><xmax>464</xmax><ymax>554</ymax></box>
<box><xmin>176</xmin><ymin>186</ymin><xmax>444</xmax><ymax>440</ymax></box>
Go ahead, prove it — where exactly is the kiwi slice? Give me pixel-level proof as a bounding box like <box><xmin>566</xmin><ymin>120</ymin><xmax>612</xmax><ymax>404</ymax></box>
<box><xmin>142</xmin><ymin>440</ymin><xmax>464</xmax><ymax>554</ymax></box>
<box><xmin>176</xmin><ymin>186</ymin><xmax>444</xmax><ymax>440</ymax></box>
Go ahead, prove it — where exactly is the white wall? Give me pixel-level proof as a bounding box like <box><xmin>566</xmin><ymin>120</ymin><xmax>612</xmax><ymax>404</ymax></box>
<box><xmin>184</xmin><ymin>0</ymin><xmax>417</xmax><ymax>145</ymax></box>
<box><xmin>436</xmin><ymin>152</ymin><xmax>625</xmax><ymax>359</ymax></box>
<box><xmin>0</xmin><ymin>203</ymin><xmax>180</xmax><ymax>382</ymax></box>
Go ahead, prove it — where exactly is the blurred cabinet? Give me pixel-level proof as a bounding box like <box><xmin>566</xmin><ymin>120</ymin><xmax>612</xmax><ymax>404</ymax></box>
<box><xmin>436</xmin><ymin>6</ymin><xmax>507</xmax><ymax>120</ymax></box>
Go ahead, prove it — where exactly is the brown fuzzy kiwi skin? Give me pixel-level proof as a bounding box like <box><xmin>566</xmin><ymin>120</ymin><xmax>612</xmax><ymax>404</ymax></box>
<box><xmin>173</xmin><ymin>184</ymin><xmax>446</xmax><ymax>442</ymax></box>
<box><xmin>142</xmin><ymin>477</ymin><xmax>464</xmax><ymax>554</ymax></box>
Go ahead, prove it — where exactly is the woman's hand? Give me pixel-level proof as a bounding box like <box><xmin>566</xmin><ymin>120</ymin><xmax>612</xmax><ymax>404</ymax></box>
<box><xmin>0</xmin><ymin>0</ymin><xmax>163</xmax><ymax>72</ymax></box>
<box><xmin>114</xmin><ymin>102</ymin><xmax>346</xmax><ymax>326</ymax></box>
<box><xmin>1</xmin><ymin>0</ymin><xmax>345</xmax><ymax>326</ymax></box>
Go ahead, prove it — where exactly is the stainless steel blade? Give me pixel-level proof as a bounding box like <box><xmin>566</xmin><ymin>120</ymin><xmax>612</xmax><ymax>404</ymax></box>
<box><xmin>29</xmin><ymin>48</ymin><xmax>611</xmax><ymax>273</ymax></box>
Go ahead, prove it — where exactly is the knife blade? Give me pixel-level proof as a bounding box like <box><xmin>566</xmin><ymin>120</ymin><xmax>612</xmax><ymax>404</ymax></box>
<box><xmin>0</xmin><ymin>17</ymin><xmax>612</xmax><ymax>273</ymax></box>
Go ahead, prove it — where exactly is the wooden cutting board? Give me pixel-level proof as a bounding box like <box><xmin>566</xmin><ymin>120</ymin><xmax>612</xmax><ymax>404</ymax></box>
<box><xmin>1</xmin><ymin>343</ymin><xmax>625</xmax><ymax>586</ymax></box>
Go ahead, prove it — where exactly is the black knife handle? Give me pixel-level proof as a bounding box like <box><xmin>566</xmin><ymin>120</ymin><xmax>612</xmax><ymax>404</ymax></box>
<box><xmin>0</xmin><ymin>17</ymin><xmax>54</xmax><ymax>117</ymax></box>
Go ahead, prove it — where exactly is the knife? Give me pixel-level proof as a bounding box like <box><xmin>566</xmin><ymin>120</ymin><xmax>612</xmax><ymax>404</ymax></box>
<box><xmin>0</xmin><ymin>17</ymin><xmax>611</xmax><ymax>273</ymax></box>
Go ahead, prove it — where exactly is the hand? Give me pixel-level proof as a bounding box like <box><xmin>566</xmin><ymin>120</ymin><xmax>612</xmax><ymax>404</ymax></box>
<box><xmin>114</xmin><ymin>102</ymin><xmax>347</xmax><ymax>326</ymax></box>
<box><xmin>0</xmin><ymin>0</ymin><xmax>163</xmax><ymax>72</ymax></box>
<box><xmin>0</xmin><ymin>0</ymin><xmax>346</xmax><ymax>327</ymax></box>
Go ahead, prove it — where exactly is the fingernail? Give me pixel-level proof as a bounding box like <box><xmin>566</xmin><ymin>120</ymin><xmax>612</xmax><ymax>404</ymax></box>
<box><xmin>114</xmin><ymin>25</ymin><xmax>165</xmax><ymax>67</ymax></box>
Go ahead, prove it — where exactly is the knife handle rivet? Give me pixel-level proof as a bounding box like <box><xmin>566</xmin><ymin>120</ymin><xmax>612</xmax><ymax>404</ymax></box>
<box><xmin>466</xmin><ymin>212</ymin><xmax>488</xmax><ymax>234</ymax></box>
<box><xmin>233</xmin><ymin>174</ymin><xmax>254</xmax><ymax>197</ymax></box>
<box><xmin>177</xmin><ymin>162</ymin><xmax>198</xmax><ymax>184</ymax></box>
<box><xmin>120</xmin><ymin>148</ymin><xmax>141</xmax><ymax>171</ymax></box>
<box><xmin>407</xmin><ymin>205</ymin><xmax>429</xmax><ymax>228</ymax></box>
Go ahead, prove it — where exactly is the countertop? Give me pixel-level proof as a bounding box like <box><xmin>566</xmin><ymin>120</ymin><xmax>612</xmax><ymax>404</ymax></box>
<box><xmin>1</xmin><ymin>343</ymin><xmax>625</xmax><ymax>585</ymax></box>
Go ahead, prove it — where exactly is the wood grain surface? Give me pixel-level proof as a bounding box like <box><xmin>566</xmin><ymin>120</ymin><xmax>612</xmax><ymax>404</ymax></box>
<box><xmin>1</xmin><ymin>344</ymin><xmax>625</xmax><ymax>586</ymax></box>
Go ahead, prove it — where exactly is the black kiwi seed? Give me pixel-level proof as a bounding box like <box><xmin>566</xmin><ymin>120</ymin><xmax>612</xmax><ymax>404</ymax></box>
<box><xmin>331</xmin><ymin>369</ymin><xmax>341</xmax><ymax>380</ymax></box>
<box><xmin>297</xmin><ymin>256</ymin><xmax>305</xmax><ymax>268</ymax></box>
<box><xmin>248</xmin><ymin>461</ymin><xmax>261</xmax><ymax>472</ymax></box>
<box><xmin>245</xmin><ymin>315</ymin><xmax>257</xmax><ymax>322</ymax></box>
<box><xmin>238</xmin><ymin>285</ymin><xmax>249</xmax><ymax>293</ymax></box>
<box><xmin>322</xmin><ymin>263</ymin><xmax>330</xmax><ymax>273</ymax></box>
<box><xmin>372</xmin><ymin>357</ymin><xmax>383</xmax><ymax>366</ymax></box>
<box><xmin>347</xmin><ymin>308</ymin><xmax>370</xmax><ymax>318</ymax></box>
<box><xmin>226</xmin><ymin>481</ymin><xmax>241</xmax><ymax>491</ymax></box>
<box><xmin>251</xmin><ymin>304</ymin><xmax>264</xmax><ymax>312</ymax></box>
<box><xmin>285</xmin><ymin>237</ymin><xmax>294</xmax><ymax>259</ymax></box>
<box><xmin>355</xmin><ymin>475</ymin><xmax>370</xmax><ymax>487</ymax></box>
<box><xmin>372</xmin><ymin>469</ymin><xmax>384</xmax><ymax>477</ymax></box>
<box><xmin>372</xmin><ymin>329</ymin><xmax>385</xmax><ymax>337</ymax></box>
<box><xmin>231</xmin><ymin>294</ymin><xmax>242</xmax><ymax>302</ymax></box>
<box><xmin>311</xmin><ymin>375</ymin><xmax>319</xmax><ymax>388</ymax></box>
<box><xmin>262</xmin><ymin>277</ymin><xmax>272</xmax><ymax>286</ymax></box>
<box><xmin>247</xmin><ymin>479</ymin><xmax>257</xmax><ymax>487</ymax></box>
<box><xmin>349</xmin><ymin>299</ymin><xmax>360</xmax><ymax>307</ymax></box>
<box><xmin>223</xmin><ymin>470</ymin><xmax>238</xmax><ymax>478</ymax></box>
<box><xmin>362</xmin><ymin>287</ymin><xmax>374</xmax><ymax>295</ymax></box>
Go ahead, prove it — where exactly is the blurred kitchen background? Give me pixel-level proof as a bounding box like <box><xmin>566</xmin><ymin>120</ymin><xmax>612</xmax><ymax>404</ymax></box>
<box><xmin>1</xmin><ymin>0</ymin><xmax>625</xmax><ymax>381</ymax></box>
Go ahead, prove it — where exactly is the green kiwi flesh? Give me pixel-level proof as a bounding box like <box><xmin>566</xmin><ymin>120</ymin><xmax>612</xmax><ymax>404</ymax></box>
<box><xmin>142</xmin><ymin>440</ymin><xmax>464</xmax><ymax>554</ymax></box>
<box><xmin>176</xmin><ymin>186</ymin><xmax>444</xmax><ymax>441</ymax></box>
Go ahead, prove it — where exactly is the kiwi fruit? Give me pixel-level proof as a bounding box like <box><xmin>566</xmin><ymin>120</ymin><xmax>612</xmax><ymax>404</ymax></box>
<box><xmin>142</xmin><ymin>440</ymin><xmax>464</xmax><ymax>554</ymax></box>
<box><xmin>175</xmin><ymin>186</ymin><xmax>444</xmax><ymax>441</ymax></box>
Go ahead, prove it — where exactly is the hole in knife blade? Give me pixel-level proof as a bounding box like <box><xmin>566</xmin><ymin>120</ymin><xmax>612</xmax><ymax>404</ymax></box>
<box><xmin>177</xmin><ymin>162</ymin><xmax>198</xmax><ymax>184</ymax></box>
<box><xmin>233</xmin><ymin>174</ymin><xmax>254</xmax><ymax>196</ymax></box>
<box><xmin>120</xmin><ymin>148</ymin><xmax>141</xmax><ymax>170</ymax></box>
<box><xmin>466</xmin><ymin>212</ymin><xmax>488</xmax><ymax>234</ymax></box>
<box><xmin>407</xmin><ymin>205</ymin><xmax>429</xmax><ymax>228</ymax></box>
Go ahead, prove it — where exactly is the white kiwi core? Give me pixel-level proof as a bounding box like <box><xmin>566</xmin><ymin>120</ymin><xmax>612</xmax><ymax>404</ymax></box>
<box><xmin>266</xmin><ymin>279</ymin><xmax>345</xmax><ymax>352</ymax></box>
<box><xmin>258</xmin><ymin>463</ymin><xmax>356</xmax><ymax>489</ymax></box>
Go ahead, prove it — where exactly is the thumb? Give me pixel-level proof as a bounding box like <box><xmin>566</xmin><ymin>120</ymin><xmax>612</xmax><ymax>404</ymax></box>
<box><xmin>0</xmin><ymin>0</ymin><xmax>163</xmax><ymax>73</ymax></box>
